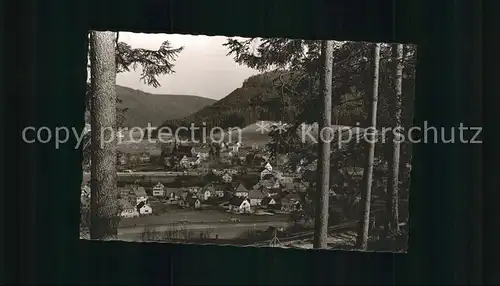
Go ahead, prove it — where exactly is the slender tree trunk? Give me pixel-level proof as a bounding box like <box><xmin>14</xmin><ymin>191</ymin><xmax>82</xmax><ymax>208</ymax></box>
<box><xmin>356</xmin><ymin>43</ymin><xmax>381</xmax><ymax>250</ymax></box>
<box><xmin>313</xmin><ymin>40</ymin><xmax>334</xmax><ymax>249</ymax></box>
<box><xmin>89</xmin><ymin>31</ymin><xmax>119</xmax><ymax>240</ymax></box>
<box><xmin>385</xmin><ymin>43</ymin><xmax>403</xmax><ymax>234</ymax></box>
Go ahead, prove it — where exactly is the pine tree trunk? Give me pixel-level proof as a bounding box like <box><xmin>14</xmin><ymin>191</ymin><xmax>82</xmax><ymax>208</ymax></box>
<box><xmin>356</xmin><ymin>43</ymin><xmax>381</xmax><ymax>250</ymax></box>
<box><xmin>313</xmin><ymin>40</ymin><xmax>334</xmax><ymax>249</ymax></box>
<box><xmin>89</xmin><ymin>31</ymin><xmax>119</xmax><ymax>240</ymax></box>
<box><xmin>386</xmin><ymin>43</ymin><xmax>403</xmax><ymax>234</ymax></box>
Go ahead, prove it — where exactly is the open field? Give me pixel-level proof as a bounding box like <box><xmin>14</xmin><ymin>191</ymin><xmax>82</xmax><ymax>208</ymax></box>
<box><xmin>117</xmin><ymin>220</ymin><xmax>293</xmax><ymax>242</ymax></box>
<box><xmin>119</xmin><ymin>207</ymin><xmax>291</xmax><ymax>228</ymax></box>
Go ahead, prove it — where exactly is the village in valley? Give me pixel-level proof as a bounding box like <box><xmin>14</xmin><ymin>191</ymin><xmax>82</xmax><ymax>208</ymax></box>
<box><xmin>81</xmin><ymin>129</ymin><xmax>323</xmax><ymax>247</ymax></box>
<box><xmin>82</xmin><ymin>32</ymin><xmax>414</xmax><ymax>251</ymax></box>
<box><xmin>116</xmin><ymin>137</ymin><xmax>305</xmax><ymax>219</ymax></box>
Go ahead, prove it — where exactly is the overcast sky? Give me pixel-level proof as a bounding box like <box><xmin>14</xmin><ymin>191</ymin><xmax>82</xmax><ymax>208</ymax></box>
<box><xmin>116</xmin><ymin>32</ymin><xmax>260</xmax><ymax>100</ymax></box>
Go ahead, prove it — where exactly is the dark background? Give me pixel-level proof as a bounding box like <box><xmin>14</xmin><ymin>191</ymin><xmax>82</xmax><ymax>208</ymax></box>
<box><xmin>4</xmin><ymin>0</ymin><xmax>485</xmax><ymax>284</ymax></box>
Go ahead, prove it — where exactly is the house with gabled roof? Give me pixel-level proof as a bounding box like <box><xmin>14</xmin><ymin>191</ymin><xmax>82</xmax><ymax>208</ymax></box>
<box><xmin>233</xmin><ymin>183</ymin><xmax>249</xmax><ymax>198</ymax></box>
<box><xmin>197</xmin><ymin>187</ymin><xmax>212</xmax><ymax>201</ymax></box>
<box><xmin>133</xmin><ymin>186</ymin><xmax>148</xmax><ymax>204</ymax></box>
<box><xmin>136</xmin><ymin>201</ymin><xmax>153</xmax><ymax>215</ymax></box>
<box><xmin>229</xmin><ymin>197</ymin><xmax>251</xmax><ymax>214</ymax></box>
<box><xmin>119</xmin><ymin>199</ymin><xmax>139</xmax><ymax>218</ymax></box>
<box><xmin>185</xmin><ymin>196</ymin><xmax>201</xmax><ymax>209</ymax></box>
<box><xmin>152</xmin><ymin>182</ymin><xmax>165</xmax><ymax>197</ymax></box>
<box><xmin>260</xmin><ymin>196</ymin><xmax>277</xmax><ymax>208</ymax></box>
<box><xmin>264</xmin><ymin>162</ymin><xmax>273</xmax><ymax>171</ymax></box>
<box><xmin>248</xmin><ymin>188</ymin><xmax>268</xmax><ymax>206</ymax></box>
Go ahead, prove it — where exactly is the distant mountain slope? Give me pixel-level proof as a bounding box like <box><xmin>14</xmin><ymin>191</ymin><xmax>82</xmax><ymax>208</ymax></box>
<box><xmin>157</xmin><ymin>72</ymin><xmax>287</xmax><ymax>133</ymax></box>
<box><xmin>116</xmin><ymin>85</ymin><xmax>216</xmax><ymax>127</ymax></box>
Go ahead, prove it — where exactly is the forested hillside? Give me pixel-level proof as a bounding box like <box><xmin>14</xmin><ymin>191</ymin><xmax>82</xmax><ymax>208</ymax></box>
<box><xmin>156</xmin><ymin>42</ymin><xmax>416</xmax><ymax>135</ymax></box>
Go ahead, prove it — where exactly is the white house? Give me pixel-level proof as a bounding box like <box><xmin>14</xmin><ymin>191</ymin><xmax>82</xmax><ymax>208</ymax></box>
<box><xmin>152</xmin><ymin>182</ymin><xmax>165</xmax><ymax>197</ymax></box>
<box><xmin>119</xmin><ymin>199</ymin><xmax>139</xmax><ymax>218</ymax></box>
<box><xmin>179</xmin><ymin>156</ymin><xmax>190</xmax><ymax>169</ymax></box>
<box><xmin>222</xmin><ymin>172</ymin><xmax>233</xmax><ymax>183</ymax></box>
<box><xmin>264</xmin><ymin>162</ymin><xmax>273</xmax><ymax>171</ymax></box>
<box><xmin>229</xmin><ymin>198</ymin><xmax>251</xmax><ymax>214</ymax></box>
<box><xmin>136</xmin><ymin>201</ymin><xmax>153</xmax><ymax>215</ymax></box>
<box><xmin>198</xmin><ymin>189</ymin><xmax>211</xmax><ymax>201</ymax></box>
